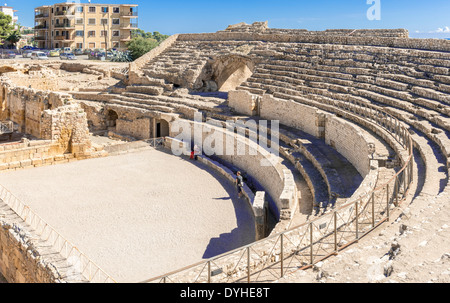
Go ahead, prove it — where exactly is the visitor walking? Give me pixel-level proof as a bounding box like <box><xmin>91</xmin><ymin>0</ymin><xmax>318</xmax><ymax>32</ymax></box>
<box><xmin>236</xmin><ymin>171</ymin><xmax>244</xmax><ymax>198</ymax></box>
<box><xmin>194</xmin><ymin>144</ymin><xmax>201</xmax><ymax>160</ymax></box>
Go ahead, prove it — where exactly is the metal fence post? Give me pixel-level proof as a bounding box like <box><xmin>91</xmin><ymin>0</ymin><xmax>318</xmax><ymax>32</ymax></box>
<box><xmin>208</xmin><ymin>261</ymin><xmax>211</xmax><ymax>283</ymax></box>
<box><xmin>280</xmin><ymin>234</ymin><xmax>284</xmax><ymax>278</ymax></box>
<box><xmin>355</xmin><ymin>201</ymin><xmax>359</xmax><ymax>240</ymax></box>
<box><xmin>394</xmin><ymin>176</ymin><xmax>399</xmax><ymax>207</ymax></box>
<box><xmin>334</xmin><ymin>211</ymin><xmax>338</xmax><ymax>253</ymax></box>
<box><xmin>371</xmin><ymin>192</ymin><xmax>375</xmax><ymax>228</ymax></box>
<box><xmin>386</xmin><ymin>184</ymin><xmax>390</xmax><ymax>222</ymax></box>
<box><xmin>247</xmin><ymin>247</ymin><xmax>251</xmax><ymax>283</ymax></box>
<box><xmin>310</xmin><ymin>222</ymin><xmax>314</xmax><ymax>265</ymax></box>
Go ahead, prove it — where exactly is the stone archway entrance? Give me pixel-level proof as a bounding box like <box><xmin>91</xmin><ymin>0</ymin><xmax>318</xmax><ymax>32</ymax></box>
<box><xmin>212</xmin><ymin>55</ymin><xmax>255</xmax><ymax>92</ymax></box>
<box><xmin>156</xmin><ymin>119</ymin><xmax>170</xmax><ymax>138</ymax></box>
<box><xmin>106</xmin><ymin>110</ymin><xmax>119</xmax><ymax>129</ymax></box>
<box><xmin>196</xmin><ymin>54</ymin><xmax>255</xmax><ymax>93</ymax></box>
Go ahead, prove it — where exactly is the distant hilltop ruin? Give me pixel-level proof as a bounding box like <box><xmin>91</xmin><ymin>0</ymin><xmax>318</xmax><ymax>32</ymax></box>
<box><xmin>219</xmin><ymin>21</ymin><xmax>409</xmax><ymax>38</ymax></box>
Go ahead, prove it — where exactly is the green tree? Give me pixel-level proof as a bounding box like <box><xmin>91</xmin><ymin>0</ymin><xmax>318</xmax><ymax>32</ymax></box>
<box><xmin>131</xmin><ymin>29</ymin><xmax>169</xmax><ymax>42</ymax></box>
<box><xmin>5</xmin><ymin>30</ymin><xmax>21</xmax><ymax>48</ymax></box>
<box><xmin>126</xmin><ymin>36</ymin><xmax>159</xmax><ymax>60</ymax></box>
<box><xmin>0</xmin><ymin>12</ymin><xmax>14</xmax><ymax>45</ymax></box>
<box><xmin>151</xmin><ymin>31</ymin><xmax>169</xmax><ymax>43</ymax></box>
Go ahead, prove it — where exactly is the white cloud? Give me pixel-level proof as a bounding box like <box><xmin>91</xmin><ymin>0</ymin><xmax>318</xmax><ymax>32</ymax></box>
<box><xmin>429</xmin><ymin>26</ymin><xmax>450</xmax><ymax>33</ymax></box>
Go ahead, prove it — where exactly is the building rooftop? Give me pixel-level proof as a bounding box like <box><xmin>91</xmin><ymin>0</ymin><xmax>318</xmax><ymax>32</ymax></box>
<box><xmin>35</xmin><ymin>2</ymin><xmax>138</xmax><ymax>9</ymax></box>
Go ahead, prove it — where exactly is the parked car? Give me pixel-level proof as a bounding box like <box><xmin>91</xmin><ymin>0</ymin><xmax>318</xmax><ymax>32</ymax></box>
<box><xmin>21</xmin><ymin>46</ymin><xmax>38</xmax><ymax>51</ymax></box>
<box><xmin>62</xmin><ymin>47</ymin><xmax>72</xmax><ymax>53</ymax></box>
<box><xmin>3</xmin><ymin>51</ymin><xmax>16</xmax><ymax>59</ymax></box>
<box><xmin>60</xmin><ymin>52</ymin><xmax>77</xmax><ymax>60</ymax></box>
<box><xmin>73</xmin><ymin>48</ymin><xmax>84</xmax><ymax>55</ymax></box>
<box><xmin>48</xmin><ymin>49</ymin><xmax>60</xmax><ymax>57</ymax></box>
<box><xmin>30</xmin><ymin>51</ymin><xmax>49</xmax><ymax>60</ymax></box>
<box><xmin>22</xmin><ymin>50</ymin><xmax>33</xmax><ymax>58</ymax></box>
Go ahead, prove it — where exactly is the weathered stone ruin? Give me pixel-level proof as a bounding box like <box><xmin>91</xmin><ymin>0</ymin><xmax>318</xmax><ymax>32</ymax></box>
<box><xmin>0</xmin><ymin>21</ymin><xmax>449</xmax><ymax>283</ymax></box>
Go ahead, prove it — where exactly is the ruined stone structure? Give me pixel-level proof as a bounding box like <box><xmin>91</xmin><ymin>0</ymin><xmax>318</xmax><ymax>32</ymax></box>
<box><xmin>0</xmin><ymin>21</ymin><xmax>449</xmax><ymax>283</ymax></box>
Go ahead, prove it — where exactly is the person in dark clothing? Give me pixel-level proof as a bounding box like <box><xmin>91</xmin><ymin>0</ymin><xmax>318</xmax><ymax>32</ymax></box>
<box><xmin>236</xmin><ymin>171</ymin><xmax>244</xmax><ymax>198</ymax></box>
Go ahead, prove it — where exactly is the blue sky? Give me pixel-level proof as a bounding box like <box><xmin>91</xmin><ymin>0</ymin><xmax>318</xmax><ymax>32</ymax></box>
<box><xmin>6</xmin><ymin>0</ymin><xmax>450</xmax><ymax>38</ymax></box>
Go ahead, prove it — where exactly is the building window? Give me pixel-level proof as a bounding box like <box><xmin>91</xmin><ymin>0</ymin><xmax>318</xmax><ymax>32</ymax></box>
<box><xmin>77</xmin><ymin>43</ymin><xmax>83</xmax><ymax>49</ymax></box>
<box><xmin>88</xmin><ymin>31</ymin><xmax>95</xmax><ymax>37</ymax></box>
<box><xmin>112</xmin><ymin>18</ymin><xmax>120</xmax><ymax>25</ymax></box>
<box><xmin>88</xmin><ymin>18</ymin><xmax>96</xmax><ymax>25</ymax></box>
<box><xmin>101</xmin><ymin>7</ymin><xmax>109</xmax><ymax>13</ymax></box>
<box><xmin>89</xmin><ymin>7</ymin><xmax>96</xmax><ymax>13</ymax></box>
<box><xmin>112</xmin><ymin>42</ymin><xmax>119</xmax><ymax>48</ymax></box>
<box><xmin>76</xmin><ymin>18</ymin><xmax>83</xmax><ymax>25</ymax></box>
<box><xmin>101</xmin><ymin>30</ymin><xmax>108</xmax><ymax>37</ymax></box>
<box><xmin>113</xmin><ymin>7</ymin><xmax>120</xmax><ymax>13</ymax></box>
<box><xmin>76</xmin><ymin>30</ymin><xmax>84</xmax><ymax>37</ymax></box>
<box><xmin>89</xmin><ymin>42</ymin><xmax>95</xmax><ymax>48</ymax></box>
<box><xmin>76</xmin><ymin>6</ymin><xmax>83</xmax><ymax>13</ymax></box>
<box><xmin>101</xmin><ymin>19</ymin><xmax>108</xmax><ymax>25</ymax></box>
<box><xmin>112</xmin><ymin>31</ymin><xmax>119</xmax><ymax>37</ymax></box>
<box><xmin>55</xmin><ymin>31</ymin><xmax>60</xmax><ymax>36</ymax></box>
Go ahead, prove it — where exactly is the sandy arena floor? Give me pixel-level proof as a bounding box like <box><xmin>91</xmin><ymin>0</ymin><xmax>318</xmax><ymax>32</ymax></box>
<box><xmin>0</xmin><ymin>149</ymin><xmax>256</xmax><ymax>282</ymax></box>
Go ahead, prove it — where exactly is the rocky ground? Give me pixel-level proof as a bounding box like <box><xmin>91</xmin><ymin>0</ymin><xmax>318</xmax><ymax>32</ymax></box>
<box><xmin>277</xmin><ymin>184</ymin><xmax>450</xmax><ymax>283</ymax></box>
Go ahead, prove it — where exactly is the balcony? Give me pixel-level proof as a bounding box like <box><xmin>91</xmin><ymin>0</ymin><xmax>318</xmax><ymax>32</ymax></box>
<box><xmin>55</xmin><ymin>11</ymin><xmax>76</xmax><ymax>18</ymax></box>
<box><xmin>120</xmin><ymin>35</ymin><xmax>132</xmax><ymax>41</ymax></box>
<box><xmin>120</xmin><ymin>11</ymin><xmax>138</xmax><ymax>18</ymax></box>
<box><xmin>35</xmin><ymin>13</ymin><xmax>49</xmax><ymax>19</ymax></box>
<box><xmin>120</xmin><ymin>23</ymin><xmax>138</xmax><ymax>29</ymax></box>
<box><xmin>54</xmin><ymin>23</ymin><xmax>75</xmax><ymax>29</ymax></box>
<box><xmin>34</xmin><ymin>25</ymin><xmax>49</xmax><ymax>30</ymax></box>
<box><xmin>54</xmin><ymin>35</ymin><xmax>74</xmax><ymax>41</ymax></box>
<box><xmin>35</xmin><ymin>36</ymin><xmax>46</xmax><ymax>41</ymax></box>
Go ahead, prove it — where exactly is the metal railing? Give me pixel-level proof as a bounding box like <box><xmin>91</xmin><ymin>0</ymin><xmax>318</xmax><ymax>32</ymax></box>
<box><xmin>0</xmin><ymin>185</ymin><xmax>116</xmax><ymax>283</ymax></box>
<box><xmin>141</xmin><ymin>98</ymin><xmax>414</xmax><ymax>283</ymax></box>
<box><xmin>146</xmin><ymin>138</ymin><xmax>165</xmax><ymax>148</ymax></box>
<box><xmin>120</xmin><ymin>11</ymin><xmax>138</xmax><ymax>17</ymax></box>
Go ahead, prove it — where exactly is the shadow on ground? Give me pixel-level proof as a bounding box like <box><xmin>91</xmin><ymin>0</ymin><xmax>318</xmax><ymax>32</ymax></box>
<box><xmin>165</xmin><ymin>151</ymin><xmax>256</xmax><ymax>259</ymax></box>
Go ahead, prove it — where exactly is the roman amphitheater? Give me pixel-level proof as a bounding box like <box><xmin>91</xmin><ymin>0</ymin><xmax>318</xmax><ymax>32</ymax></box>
<box><xmin>0</xmin><ymin>22</ymin><xmax>449</xmax><ymax>283</ymax></box>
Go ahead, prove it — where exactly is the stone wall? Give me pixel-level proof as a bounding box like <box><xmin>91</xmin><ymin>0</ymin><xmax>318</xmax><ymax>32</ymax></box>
<box><xmin>164</xmin><ymin>136</ymin><xmax>269</xmax><ymax>240</ymax></box>
<box><xmin>176</xmin><ymin>31</ymin><xmax>450</xmax><ymax>52</ymax></box>
<box><xmin>128</xmin><ymin>34</ymin><xmax>180</xmax><ymax>84</ymax></box>
<box><xmin>219</xmin><ymin>22</ymin><xmax>409</xmax><ymax>38</ymax></box>
<box><xmin>325</xmin><ymin>115</ymin><xmax>375</xmax><ymax>177</ymax></box>
<box><xmin>0</xmin><ymin>219</ymin><xmax>61</xmax><ymax>283</ymax></box>
<box><xmin>228</xmin><ymin>90</ymin><xmax>258</xmax><ymax>116</ymax></box>
<box><xmin>40</xmin><ymin>104</ymin><xmax>91</xmax><ymax>156</ymax></box>
<box><xmin>116</xmin><ymin>118</ymin><xmax>152</xmax><ymax>140</ymax></box>
<box><xmin>169</xmin><ymin>119</ymin><xmax>298</xmax><ymax>220</ymax></box>
<box><xmin>0</xmin><ymin>79</ymin><xmax>92</xmax><ymax>157</ymax></box>
<box><xmin>259</xmin><ymin>94</ymin><xmax>324</xmax><ymax>138</ymax></box>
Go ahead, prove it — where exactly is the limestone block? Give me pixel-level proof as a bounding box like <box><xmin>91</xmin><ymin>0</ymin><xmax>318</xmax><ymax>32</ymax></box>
<box><xmin>228</xmin><ymin>90</ymin><xmax>258</xmax><ymax>116</ymax></box>
<box><xmin>8</xmin><ymin>161</ymin><xmax>20</xmax><ymax>169</ymax></box>
<box><xmin>19</xmin><ymin>159</ymin><xmax>32</xmax><ymax>168</ymax></box>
